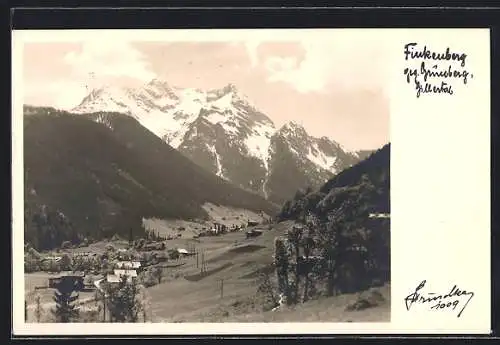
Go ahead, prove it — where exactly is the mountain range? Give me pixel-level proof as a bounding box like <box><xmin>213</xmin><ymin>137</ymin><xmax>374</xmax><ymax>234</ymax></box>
<box><xmin>72</xmin><ymin>80</ymin><xmax>368</xmax><ymax>204</ymax></box>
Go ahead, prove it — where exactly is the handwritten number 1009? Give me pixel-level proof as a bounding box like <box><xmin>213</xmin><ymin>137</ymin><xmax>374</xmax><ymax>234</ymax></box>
<box><xmin>430</xmin><ymin>299</ymin><xmax>459</xmax><ymax>311</ymax></box>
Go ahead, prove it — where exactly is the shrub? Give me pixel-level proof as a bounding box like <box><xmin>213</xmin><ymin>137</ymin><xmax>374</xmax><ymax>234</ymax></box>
<box><xmin>345</xmin><ymin>288</ymin><xmax>386</xmax><ymax>311</ymax></box>
<box><xmin>60</xmin><ymin>254</ymin><xmax>72</xmax><ymax>271</ymax></box>
<box><xmin>256</xmin><ymin>271</ymin><xmax>280</xmax><ymax>311</ymax></box>
<box><xmin>140</xmin><ymin>269</ymin><xmax>158</xmax><ymax>288</ymax></box>
<box><xmin>167</xmin><ymin>249</ymin><xmax>179</xmax><ymax>261</ymax></box>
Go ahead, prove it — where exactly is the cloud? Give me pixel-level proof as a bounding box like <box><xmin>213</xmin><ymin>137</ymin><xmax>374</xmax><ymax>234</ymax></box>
<box><xmin>264</xmin><ymin>36</ymin><xmax>389</xmax><ymax>93</ymax></box>
<box><xmin>245</xmin><ymin>40</ymin><xmax>261</xmax><ymax>67</ymax></box>
<box><xmin>24</xmin><ymin>80</ymin><xmax>89</xmax><ymax>110</ymax></box>
<box><xmin>63</xmin><ymin>40</ymin><xmax>156</xmax><ymax>83</ymax></box>
<box><xmin>51</xmin><ymin>82</ymin><xmax>89</xmax><ymax>110</ymax></box>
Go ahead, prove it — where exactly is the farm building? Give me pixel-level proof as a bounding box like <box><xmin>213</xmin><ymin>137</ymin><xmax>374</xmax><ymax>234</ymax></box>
<box><xmin>106</xmin><ymin>268</ymin><xmax>137</xmax><ymax>284</ymax></box>
<box><xmin>369</xmin><ymin>213</ymin><xmax>390</xmax><ymax>219</ymax></box>
<box><xmin>42</xmin><ymin>256</ymin><xmax>62</xmax><ymax>263</ymax></box>
<box><xmin>246</xmin><ymin>229</ymin><xmax>263</xmax><ymax>238</ymax></box>
<box><xmin>113</xmin><ymin>269</ymin><xmax>138</xmax><ymax>278</ymax></box>
<box><xmin>115</xmin><ymin>261</ymin><xmax>141</xmax><ymax>270</ymax></box>
<box><xmin>177</xmin><ymin>248</ymin><xmax>195</xmax><ymax>257</ymax></box>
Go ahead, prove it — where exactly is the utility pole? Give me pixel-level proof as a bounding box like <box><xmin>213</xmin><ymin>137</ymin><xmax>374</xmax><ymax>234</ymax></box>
<box><xmin>196</xmin><ymin>251</ymin><xmax>199</xmax><ymax>269</ymax></box>
<box><xmin>200</xmin><ymin>250</ymin><xmax>207</xmax><ymax>274</ymax></box>
<box><xmin>103</xmin><ymin>293</ymin><xmax>106</xmax><ymax>322</ymax></box>
<box><xmin>201</xmin><ymin>251</ymin><xmax>205</xmax><ymax>274</ymax></box>
<box><xmin>220</xmin><ymin>279</ymin><xmax>224</xmax><ymax>299</ymax></box>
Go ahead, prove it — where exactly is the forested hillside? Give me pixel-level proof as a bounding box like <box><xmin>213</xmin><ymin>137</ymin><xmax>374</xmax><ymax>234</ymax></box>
<box><xmin>272</xmin><ymin>144</ymin><xmax>390</xmax><ymax>301</ymax></box>
<box><xmin>23</xmin><ymin>106</ymin><xmax>278</xmax><ymax>250</ymax></box>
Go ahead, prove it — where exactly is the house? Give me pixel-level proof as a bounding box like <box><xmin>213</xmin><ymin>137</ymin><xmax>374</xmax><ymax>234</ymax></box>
<box><xmin>106</xmin><ymin>269</ymin><xmax>137</xmax><ymax>284</ymax></box>
<box><xmin>113</xmin><ymin>269</ymin><xmax>138</xmax><ymax>278</ymax></box>
<box><xmin>369</xmin><ymin>213</ymin><xmax>390</xmax><ymax>219</ymax></box>
<box><xmin>143</xmin><ymin>242</ymin><xmax>166</xmax><ymax>251</ymax></box>
<box><xmin>177</xmin><ymin>248</ymin><xmax>195</xmax><ymax>257</ymax></box>
<box><xmin>115</xmin><ymin>261</ymin><xmax>142</xmax><ymax>270</ymax></box>
<box><xmin>246</xmin><ymin>229</ymin><xmax>263</xmax><ymax>239</ymax></box>
<box><xmin>42</xmin><ymin>256</ymin><xmax>62</xmax><ymax>263</ymax></box>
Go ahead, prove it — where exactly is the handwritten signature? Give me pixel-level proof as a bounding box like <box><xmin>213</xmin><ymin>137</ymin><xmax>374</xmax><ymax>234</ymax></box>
<box><xmin>404</xmin><ymin>280</ymin><xmax>474</xmax><ymax>318</ymax></box>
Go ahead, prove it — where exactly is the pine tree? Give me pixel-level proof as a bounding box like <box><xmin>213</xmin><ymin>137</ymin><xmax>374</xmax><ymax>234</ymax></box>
<box><xmin>128</xmin><ymin>227</ymin><xmax>133</xmax><ymax>246</ymax></box>
<box><xmin>105</xmin><ymin>275</ymin><xmax>141</xmax><ymax>322</ymax></box>
<box><xmin>52</xmin><ymin>278</ymin><xmax>80</xmax><ymax>322</ymax></box>
<box><xmin>317</xmin><ymin>212</ymin><xmax>341</xmax><ymax>297</ymax></box>
<box><xmin>286</xmin><ymin>226</ymin><xmax>303</xmax><ymax>304</ymax></box>
<box><xmin>274</xmin><ymin>237</ymin><xmax>289</xmax><ymax>297</ymax></box>
<box><xmin>301</xmin><ymin>228</ymin><xmax>316</xmax><ymax>302</ymax></box>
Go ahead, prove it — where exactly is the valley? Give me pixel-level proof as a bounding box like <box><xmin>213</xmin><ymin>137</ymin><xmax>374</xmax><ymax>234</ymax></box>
<box><xmin>22</xmin><ymin>93</ymin><xmax>389</xmax><ymax>324</ymax></box>
<box><xmin>25</xmin><ymin>221</ymin><xmax>389</xmax><ymax>323</ymax></box>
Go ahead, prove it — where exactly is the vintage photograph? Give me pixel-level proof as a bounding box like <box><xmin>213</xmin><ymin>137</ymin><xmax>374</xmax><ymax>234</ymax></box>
<box><xmin>21</xmin><ymin>32</ymin><xmax>390</xmax><ymax>323</ymax></box>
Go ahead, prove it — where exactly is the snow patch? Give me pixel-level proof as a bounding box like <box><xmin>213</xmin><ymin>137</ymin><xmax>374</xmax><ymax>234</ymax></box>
<box><xmin>220</xmin><ymin>122</ymin><xmax>240</xmax><ymax>135</ymax></box>
<box><xmin>205</xmin><ymin>111</ymin><xmax>227</xmax><ymax>125</ymax></box>
<box><xmin>211</xmin><ymin>92</ymin><xmax>234</xmax><ymax>110</ymax></box>
<box><xmin>202</xmin><ymin>110</ymin><xmax>240</xmax><ymax>136</ymax></box>
<box><xmin>206</xmin><ymin>144</ymin><xmax>226</xmax><ymax>179</ymax></box>
<box><xmin>244</xmin><ymin>122</ymin><xmax>274</xmax><ymax>171</ymax></box>
<box><xmin>94</xmin><ymin>116</ymin><xmax>114</xmax><ymax>131</ymax></box>
<box><xmin>306</xmin><ymin>143</ymin><xmax>337</xmax><ymax>173</ymax></box>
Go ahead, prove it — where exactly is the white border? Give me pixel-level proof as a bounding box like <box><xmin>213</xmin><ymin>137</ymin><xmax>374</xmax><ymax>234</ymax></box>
<box><xmin>12</xmin><ymin>28</ymin><xmax>491</xmax><ymax>335</ymax></box>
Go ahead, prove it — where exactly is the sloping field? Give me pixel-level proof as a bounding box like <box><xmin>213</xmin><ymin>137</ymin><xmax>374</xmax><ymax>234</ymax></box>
<box><xmin>142</xmin><ymin>220</ymin><xmax>389</xmax><ymax>323</ymax></box>
<box><xmin>143</xmin><ymin>202</ymin><xmax>271</xmax><ymax>239</ymax></box>
<box><xmin>224</xmin><ymin>284</ymin><xmax>391</xmax><ymax>322</ymax></box>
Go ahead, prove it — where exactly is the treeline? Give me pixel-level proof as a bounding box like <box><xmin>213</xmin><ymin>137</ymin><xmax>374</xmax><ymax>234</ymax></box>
<box><xmin>266</xmin><ymin>144</ymin><xmax>390</xmax><ymax>307</ymax></box>
<box><xmin>24</xmin><ymin>202</ymin><xmax>147</xmax><ymax>251</ymax></box>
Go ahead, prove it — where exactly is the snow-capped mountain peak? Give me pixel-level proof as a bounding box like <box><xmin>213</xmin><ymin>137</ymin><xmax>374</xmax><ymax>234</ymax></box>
<box><xmin>278</xmin><ymin>121</ymin><xmax>309</xmax><ymax>138</ymax></box>
<box><xmin>72</xmin><ymin>79</ymin><xmax>364</xmax><ymax>204</ymax></box>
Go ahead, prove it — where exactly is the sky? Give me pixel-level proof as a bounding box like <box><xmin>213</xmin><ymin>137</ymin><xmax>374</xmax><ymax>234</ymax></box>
<box><xmin>22</xmin><ymin>32</ymin><xmax>390</xmax><ymax>151</ymax></box>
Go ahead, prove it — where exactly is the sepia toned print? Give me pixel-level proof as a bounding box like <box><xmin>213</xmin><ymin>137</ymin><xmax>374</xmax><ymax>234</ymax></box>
<box><xmin>21</xmin><ymin>36</ymin><xmax>390</xmax><ymax>323</ymax></box>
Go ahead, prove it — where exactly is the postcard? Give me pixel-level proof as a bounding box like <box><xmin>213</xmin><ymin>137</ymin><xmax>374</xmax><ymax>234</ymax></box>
<box><xmin>11</xmin><ymin>28</ymin><xmax>491</xmax><ymax>335</ymax></box>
